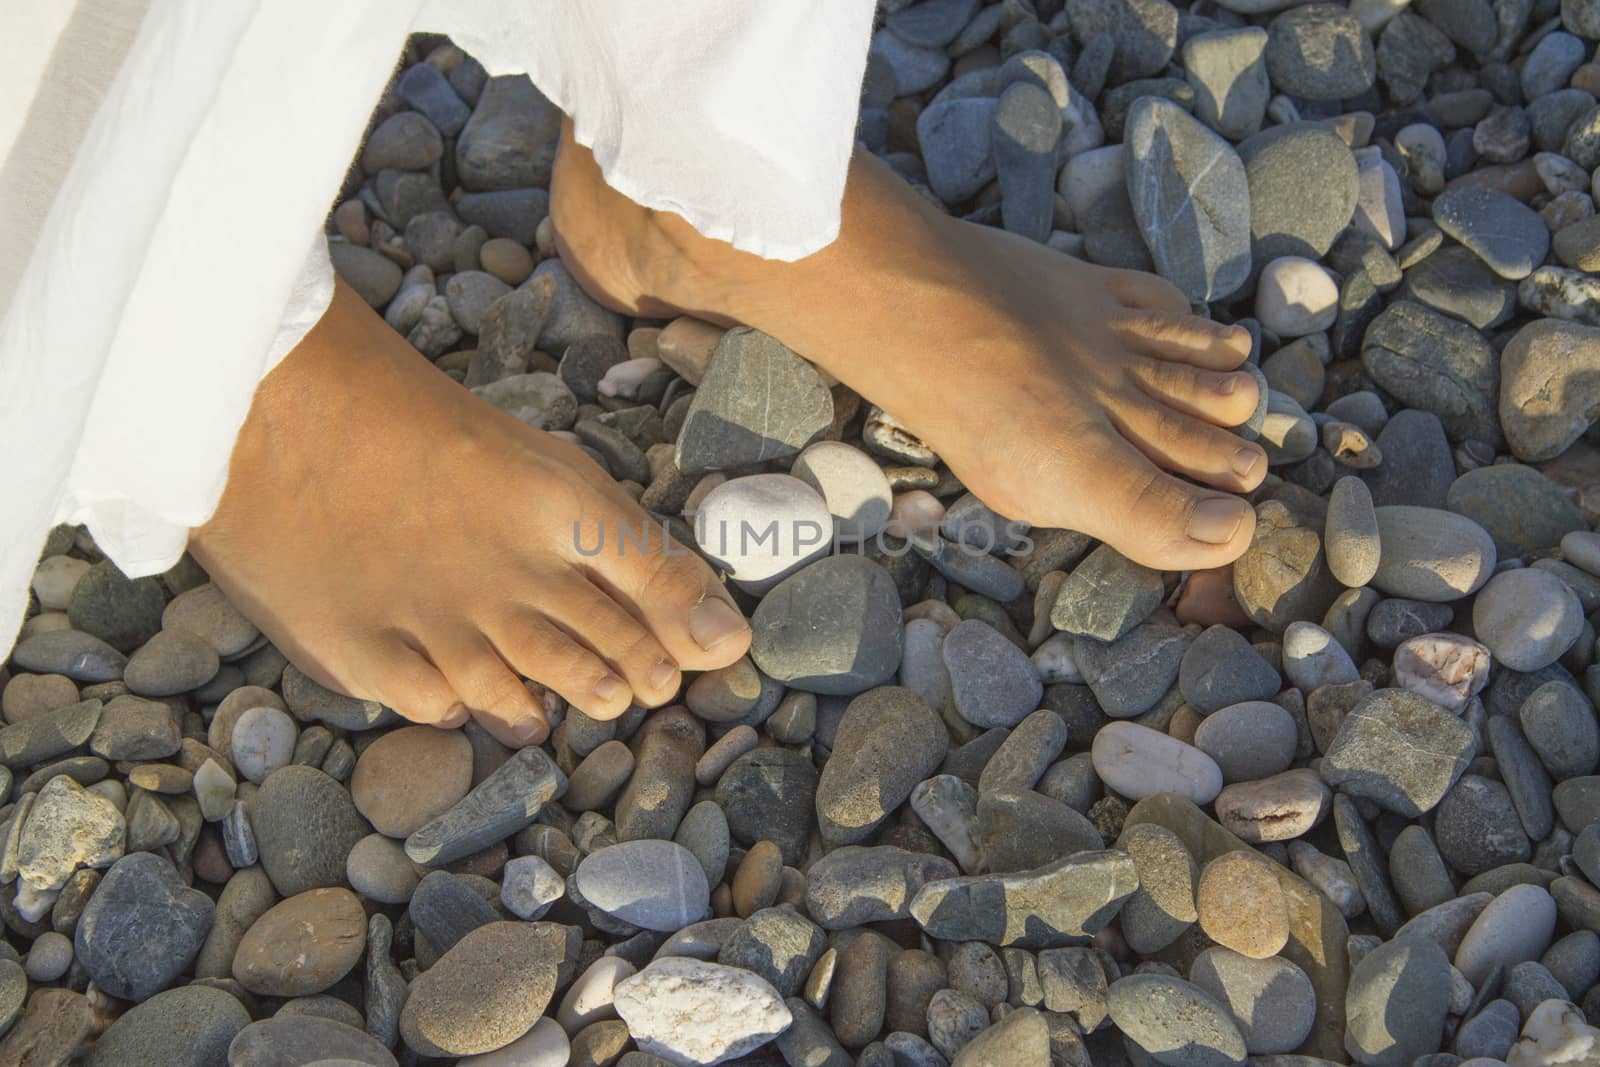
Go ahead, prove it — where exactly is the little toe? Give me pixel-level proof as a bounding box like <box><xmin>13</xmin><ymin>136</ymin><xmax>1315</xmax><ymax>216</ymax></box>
<box><xmin>433</xmin><ymin>630</ymin><xmax>564</xmax><ymax>747</ymax></box>
<box><xmin>1112</xmin><ymin>402</ymin><xmax>1266</xmax><ymax>492</ymax></box>
<box><xmin>589</xmin><ymin>536</ymin><xmax>753</xmax><ymax>672</ymax></box>
<box><xmin>352</xmin><ymin>639</ymin><xmax>466</xmax><ymax>728</ymax></box>
<box><xmin>542</xmin><ymin>572</ymin><xmax>682</xmax><ymax>706</ymax></box>
<box><xmin>1110</xmin><ymin>311</ymin><xmax>1252</xmax><ymax>370</ymax></box>
<box><xmin>1130</xmin><ymin>357</ymin><xmax>1260</xmax><ymax>427</ymax></box>
<box><xmin>488</xmin><ymin>613</ymin><xmax>634</xmax><ymax>725</ymax></box>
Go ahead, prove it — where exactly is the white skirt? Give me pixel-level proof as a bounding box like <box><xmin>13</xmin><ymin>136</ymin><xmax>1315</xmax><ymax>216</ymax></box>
<box><xmin>0</xmin><ymin>0</ymin><xmax>874</xmax><ymax>654</ymax></box>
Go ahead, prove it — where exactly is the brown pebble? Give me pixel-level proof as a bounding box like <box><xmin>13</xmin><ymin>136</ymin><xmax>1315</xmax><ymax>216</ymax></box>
<box><xmin>1195</xmin><ymin>850</ymin><xmax>1290</xmax><ymax>959</ymax></box>
<box><xmin>232</xmin><ymin>887</ymin><xmax>367</xmax><ymax>997</ymax></box>
<box><xmin>1573</xmin><ymin>63</ymin><xmax>1600</xmax><ymax>96</ymax></box>
<box><xmin>711</xmin><ymin>882</ymin><xmax>734</xmax><ymax>919</ymax></box>
<box><xmin>885</xmin><ymin>947</ymin><xmax>946</xmax><ymax>1037</ymax></box>
<box><xmin>127</xmin><ymin>763</ymin><xmax>193</xmax><ymax>794</ymax></box>
<box><xmin>731</xmin><ymin>841</ymin><xmax>783</xmax><ymax>919</ymax></box>
<box><xmin>831</xmin><ymin>931</ymin><xmax>893</xmax><ymax>1049</ymax></box>
<box><xmin>570</xmin><ymin>1018</ymin><xmax>631</xmax><ymax>1067</ymax></box>
<box><xmin>0</xmin><ymin>989</ymin><xmax>95</xmax><ymax>1065</ymax></box>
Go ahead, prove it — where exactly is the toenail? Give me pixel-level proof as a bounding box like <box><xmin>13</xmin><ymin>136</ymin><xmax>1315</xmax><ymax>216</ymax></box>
<box><xmin>1231</xmin><ymin>447</ymin><xmax>1261</xmax><ymax>478</ymax></box>
<box><xmin>649</xmin><ymin>659</ymin><xmax>678</xmax><ymax>690</ymax></box>
<box><xmin>511</xmin><ymin>713</ymin><xmax>547</xmax><ymax>743</ymax></box>
<box><xmin>690</xmin><ymin>597</ymin><xmax>750</xmax><ymax>651</ymax></box>
<box><xmin>1187</xmin><ymin>498</ymin><xmax>1248</xmax><ymax>544</ymax></box>
<box><xmin>595</xmin><ymin>673</ymin><xmax>625</xmax><ymax>702</ymax></box>
<box><xmin>442</xmin><ymin>702</ymin><xmax>469</xmax><ymax>726</ymax></box>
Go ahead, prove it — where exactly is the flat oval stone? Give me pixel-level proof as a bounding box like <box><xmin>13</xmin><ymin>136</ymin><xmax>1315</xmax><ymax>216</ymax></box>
<box><xmin>229</xmin><ymin>1016</ymin><xmax>398</xmax><ymax>1067</ymax></box>
<box><xmin>1215</xmin><ymin>768</ymin><xmax>1331</xmax><ymax>843</ymax></box>
<box><xmin>1193</xmin><ymin>701</ymin><xmax>1299</xmax><ymax>783</ymax></box>
<box><xmin>942</xmin><ymin>620</ymin><xmax>1042</xmax><ymax>729</ymax></box>
<box><xmin>350</xmin><ymin>725</ymin><xmax>474</xmax><ymax>838</ymax></box>
<box><xmin>232</xmin><ymin>888</ymin><xmax>366</xmax><ymax>996</ymax></box>
<box><xmin>696</xmin><ymin>475</ymin><xmax>834</xmax><ymax>585</ymax></box>
<box><xmin>1092</xmin><ymin>721</ymin><xmax>1223</xmax><ymax>805</ymax></box>
<box><xmin>1345</xmin><ymin>937</ymin><xmax>1450</xmax><ymax>1066</ymax></box>
<box><xmin>252</xmin><ymin>765</ymin><xmax>371</xmax><ymax>896</ymax></box>
<box><xmin>399</xmin><ymin>921</ymin><xmax>564</xmax><ymax>1057</ymax></box>
<box><xmin>86</xmin><ymin>985</ymin><xmax>250</xmax><ymax>1067</ymax></box>
<box><xmin>574</xmin><ymin>840</ymin><xmax>710</xmax><ymax>931</ymax></box>
<box><xmin>1433</xmin><ymin>186</ymin><xmax>1551</xmax><ymax>280</ymax></box>
<box><xmin>1454</xmin><ymin>883</ymin><xmax>1558</xmax><ymax>986</ymax></box>
<box><xmin>1326</xmin><ymin>476</ymin><xmax>1381</xmax><ymax>587</ymax></box>
<box><xmin>1447</xmin><ymin>463</ymin><xmax>1585</xmax><ymax>559</ymax></box>
<box><xmin>1189</xmin><ymin>947</ymin><xmax>1316</xmax><ymax>1056</ymax></box>
<box><xmin>1371</xmin><ymin>506</ymin><xmax>1496</xmax><ymax>602</ymax></box>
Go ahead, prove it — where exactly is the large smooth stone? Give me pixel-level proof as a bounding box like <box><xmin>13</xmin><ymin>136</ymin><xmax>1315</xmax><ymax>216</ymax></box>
<box><xmin>1125</xmin><ymin>98</ymin><xmax>1252</xmax><ymax>301</ymax></box>
<box><xmin>749</xmin><ymin>555</ymin><xmax>904</xmax><ymax>695</ymax></box>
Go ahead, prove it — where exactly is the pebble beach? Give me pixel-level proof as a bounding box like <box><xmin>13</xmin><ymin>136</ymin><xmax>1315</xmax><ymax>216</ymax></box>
<box><xmin>10</xmin><ymin>1</ymin><xmax>1600</xmax><ymax>1064</ymax></box>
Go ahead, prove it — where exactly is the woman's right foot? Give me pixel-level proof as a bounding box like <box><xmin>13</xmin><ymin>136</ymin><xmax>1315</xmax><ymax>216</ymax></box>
<box><xmin>553</xmin><ymin>123</ymin><xmax>1266</xmax><ymax>571</ymax></box>
<box><xmin>190</xmin><ymin>278</ymin><xmax>751</xmax><ymax>747</ymax></box>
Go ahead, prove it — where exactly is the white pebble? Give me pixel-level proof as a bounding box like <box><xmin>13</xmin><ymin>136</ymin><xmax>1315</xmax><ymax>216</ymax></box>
<box><xmin>1255</xmin><ymin>257</ymin><xmax>1338</xmax><ymax>337</ymax></box>
<box><xmin>456</xmin><ymin>1017</ymin><xmax>570</xmax><ymax>1067</ymax></box>
<box><xmin>597</xmin><ymin>357</ymin><xmax>663</xmax><ymax>400</ymax></box>
<box><xmin>556</xmin><ymin>955</ymin><xmax>637</xmax><ymax>1035</ymax></box>
<box><xmin>230</xmin><ymin>706</ymin><xmax>298</xmax><ymax>784</ymax></box>
<box><xmin>1508</xmin><ymin>999</ymin><xmax>1600</xmax><ymax>1067</ymax></box>
<box><xmin>501</xmin><ymin>855</ymin><xmax>565</xmax><ymax>921</ymax></box>
<box><xmin>1286</xmin><ymin>841</ymin><xmax>1364</xmax><ymax>919</ymax></box>
<box><xmin>1392</xmin><ymin>633</ymin><xmax>1490</xmax><ymax>713</ymax></box>
<box><xmin>790</xmin><ymin>441</ymin><xmax>893</xmax><ymax>544</ymax></box>
<box><xmin>1030</xmin><ymin>632</ymin><xmax>1084</xmax><ymax>684</ymax></box>
<box><xmin>1091</xmin><ymin>722</ymin><xmax>1223</xmax><ymax>806</ymax></box>
<box><xmin>694</xmin><ymin>475</ymin><xmax>833</xmax><ymax>584</ymax></box>
<box><xmin>30</xmin><ymin>556</ymin><xmax>89</xmax><ymax>612</ymax></box>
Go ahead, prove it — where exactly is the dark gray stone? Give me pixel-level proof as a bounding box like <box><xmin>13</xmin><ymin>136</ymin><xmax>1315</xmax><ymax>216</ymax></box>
<box><xmin>675</xmin><ymin>328</ymin><xmax>832</xmax><ymax>475</ymax></box>
<box><xmin>1050</xmin><ymin>545</ymin><xmax>1164</xmax><ymax>643</ymax></box>
<box><xmin>1360</xmin><ymin>300</ymin><xmax>1500</xmax><ymax>446</ymax></box>
<box><xmin>1321</xmin><ymin>688</ymin><xmax>1474</xmax><ymax>817</ymax></box>
<box><xmin>750</xmin><ymin>555</ymin><xmax>904</xmax><ymax>696</ymax></box>
<box><xmin>1076</xmin><ymin>623</ymin><xmax>1189</xmax><ymax>719</ymax></box>
<box><xmin>1435</xmin><ymin>774</ymin><xmax>1532</xmax><ymax>876</ymax></box>
<box><xmin>409</xmin><ymin>871</ymin><xmax>498</xmax><ymax>955</ymax></box>
<box><xmin>86</xmin><ymin>985</ymin><xmax>249</xmax><ymax>1067</ymax></box>
<box><xmin>1360</xmin><ymin>411</ymin><xmax>1458</xmax><ymax>509</ymax></box>
<box><xmin>993</xmin><ymin>83</ymin><xmax>1061</xmax><ymax>243</ymax></box>
<box><xmin>943</xmin><ymin>621</ymin><xmax>1043</xmax><ymax>730</ymax></box>
<box><xmin>1399</xmin><ymin>244</ymin><xmax>1516</xmax><ymax>329</ymax></box>
<box><xmin>404</xmin><ymin>745</ymin><xmax>567</xmax><ymax>867</ymax></box>
<box><xmin>1178</xmin><ymin>625</ymin><xmax>1282</xmax><ymax>714</ymax></box>
<box><xmin>715</xmin><ymin>748</ymin><xmax>819</xmax><ymax>865</ymax></box>
<box><xmin>1107</xmin><ymin>974</ymin><xmax>1246</xmax><ymax>1066</ymax></box>
<box><xmin>253</xmin><ymin>765</ymin><xmax>371</xmax><ymax>896</ymax></box>
<box><xmin>75</xmin><ymin>853</ymin><xmax>213</xmax><ymax>1002</ymax></box>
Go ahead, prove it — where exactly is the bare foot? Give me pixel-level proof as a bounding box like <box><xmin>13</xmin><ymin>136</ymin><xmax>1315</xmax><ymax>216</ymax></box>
<box><xmin>190</xmin><ymin>279</ymin><xmax>751</xmax><ymax>746</ymax></box>
<box><xmin>554</xmin><ymin>123</ymin><xmax>1264</xmax><ymax>570</ymax></box>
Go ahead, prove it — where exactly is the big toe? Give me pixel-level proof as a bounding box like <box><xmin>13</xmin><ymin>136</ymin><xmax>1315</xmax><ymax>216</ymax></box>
<box><xmin>1044</xmin><ymin>436</ymin><xmax>1256</xmax><ymax>570</ymax></box>
<box><xmin>588</xmin><ymin>527</ymin><xmax>753</xmax><ymax>673</ymax></box>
